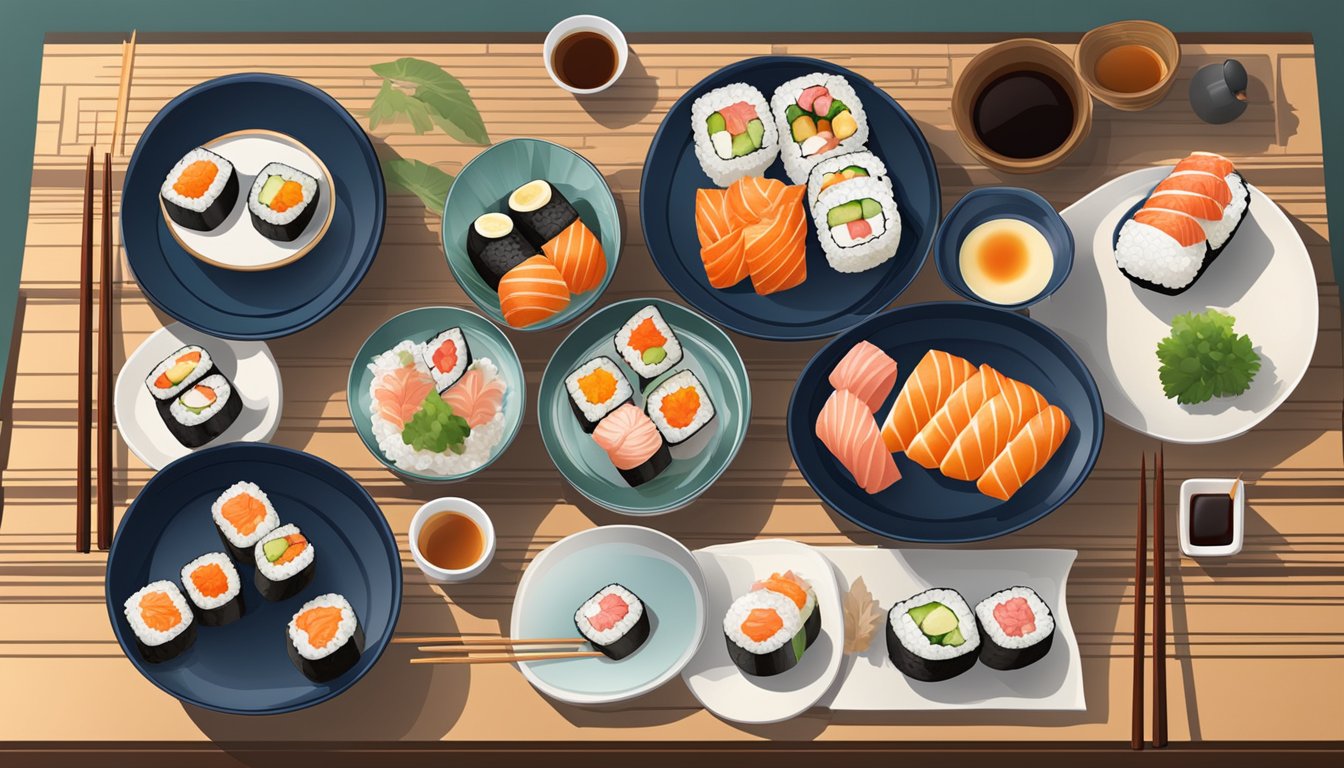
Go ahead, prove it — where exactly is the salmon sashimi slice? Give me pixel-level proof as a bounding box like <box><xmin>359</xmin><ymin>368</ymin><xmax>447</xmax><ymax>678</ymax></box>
<box><xmin>498</xmin><ymin>255</ymin><xmax>571</xmax><ymax>328</ymax></box>
<box><xmin>374</xmin><ymin>364</ymin><xmax>435</xmax><ymax>431</ymax></box>
<box><xmin>727</xmin><ymin>176</ymin><xmax>787</xmax><ymax>228</ymax></box>
<box><xmin>1153</xmin><ymin>170</ymin><xmax>1232</xmax><ymax>207</ymax></box>
<box><xmin>828</xmin><ymin>340</ymin><xmax>899</xmax><ymax>413</ymax></box>
<box><xmin>816</xmin><ymin>389</ymin><xmax>901</xmax><ymax>494</ymax></box>
<box><xmin>1174</xmin><ymin>151</ymin><xmax>1235</xmax><ymax>179</ymax></box>
<box><xmin>880</xmin><ymin>350</ymin><xmax>976</xmax><ymax>453</ymax></box>
<box><xmin>1133</xmin><ymin>207</ymin><xmax>1208</xmax><ymax>248</ymax></box>
<box><xmin>695</xmin><ymin>188</ymin><xmax>736</xmax><ymax>247</ymax></box>
<box><xmin>940</xmin><ymin>377</ymin><xmax>1048</xmax><ymax>482</ymax></box>
<box><xmin>442</xmin><ymin>368</ymin><xmax>506</xmax><ymax>429</ymax></box>
<box><xmin>977</xmin><ymin>405</ymin><xmax>1072</xmax><ymax>500</ymax></box>
<box><xmin>700</xmin><ymin>228</ymin><xmax>749</xmax><ymax>289</ymax></box>
<box><xmin>743</xmin><ymin>187</ymin><xmax>807</xmax><ymax>295</ymax></box>
<box><xmin>905</xmin><ymin>364</ymin><xmax>1006</xmax><ymax>470</ymax></box>
<box><xmin>1143</xmin><ymin>191</ymin><xmax>1224</xmax><ymax>221</ymax></box>
<box><xmin>542</xmin><ymin>219</ymin><xmax>607</xmax><ymax>294</ymax></box>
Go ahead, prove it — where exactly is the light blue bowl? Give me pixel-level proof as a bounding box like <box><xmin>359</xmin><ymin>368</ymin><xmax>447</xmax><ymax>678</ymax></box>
<box><xmin>347</xmin><ymin>306</ymin><xmax>525</xmax><ymax>483</ymax></box>
<box><xmin>442</xmin><ymin>138</ymin><xmax>620</xmax><ymax>331</ymax></box>
<box><xmin>933</xmin><ymin>187</ymin><xmax>1074</xmax><ymax>310</ymax></box>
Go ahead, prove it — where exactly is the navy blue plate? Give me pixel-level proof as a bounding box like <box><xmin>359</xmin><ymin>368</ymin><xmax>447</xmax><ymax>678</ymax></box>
<box><xmin>122</xmin><ymin>74</ymin><xmax>385</xmax><ymax>340</ymax></box>
<box><xmin>640</xmin><ymin>56</ymin><xmax>940</xmax><ymax>341</ymax></box>
<box><xmin>105</xmin><ymin>443</ymin><xmax>401</xmax><ymax>715</ymax></box>
<box><xmin>787</xmin><ymin>302</ymin><xmax>1103</xmax><ymax>543</ymax></box>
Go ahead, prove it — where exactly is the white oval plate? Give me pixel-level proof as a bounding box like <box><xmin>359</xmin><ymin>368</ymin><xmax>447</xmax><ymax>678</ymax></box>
<box><xmin>114</xmin><ymin>323</ymin><xmax>283</xmax><ymax>469</ymax></box>
<box><xmin>511</xmin><ymin>525</ymin><xmax>707</xmax><ymax>705</ymax></box>
<box><xmin>1031</xmin><ymin>166</ymin><xmax>1318</xmax><ymax>444</ymax></box>
<box><xmin>161</xmin><ymin>129</ymin><xmax>335</xmax><ymax>271</ymax></box>
<box><xmin>682</xmin><ymin>539</ymin><xmax>844</xmax><ymax>725</ymax></box>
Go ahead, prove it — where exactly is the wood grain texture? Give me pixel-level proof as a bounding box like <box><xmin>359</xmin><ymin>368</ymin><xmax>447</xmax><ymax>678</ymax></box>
<box><xmin>0</xmin><ymin>37</ymin><xmax>1339</xmax><ymax>746</ymax></box>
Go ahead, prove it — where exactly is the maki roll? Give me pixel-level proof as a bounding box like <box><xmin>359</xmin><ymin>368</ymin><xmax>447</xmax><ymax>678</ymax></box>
<box><xmin>508</xmin><ymin>180</ymin><xmax>578</xmax><ymax>247</ymax></box>
<box><xmin>750</xmin><ymin>571</ymin><xmax>820</xmax><ymax>649</ymax></box>
<box><xmin>254</xmin><ymin>524</ymin><xmax>315</xmax><ymax>601</ymax></box>
<box><xmin>613</xmin><ymin>305</ymin><xmax>683</xmax><ymax>389</ymax></box>
<box><xmin>592</xmin><ymin>403</ymin><xmax>671</xmax><ymax>487</ymax></box>
<box><xmin>974</xmin><ymin>586</ymin><xmax>1056</xmax><ymax>670</ymax></box>
<box><xmin>287</xmin><ymin>593</ymin><xmax>364</xmax><ymax>682</ymax></box>
<box><xmin>466</xmin><ymin>212</ymin><xmax>537</xmax><ymax>290</ymax></box>
<box><xmin>157</xmin><ymin>373</ymin><xmax>242</xmax><ymax>449</ymax></box>
<box><xmin>690</xmin><ymin>83</ymin><xmax>779</xmax><ymax>186</ymax></box>
<box><xmin>813</xmin><ymin>176</ymin><xmax>901</xmax><ymax>274</ymax></box>
<box><xmin>574</xmin><ymin>583</ymin><xmax>651</xmax><ymax>660</ymax></box>
<box><xmin>565</xmin><ymin>356</ymin><xmax>633</xmax><ymax>433</ymax></box>
<box><xmin>180</xmin><ymin>552</ymin><xmax>244</xmax><ymax>627</ymax></box>
<box><xmin>123</xmin><ymin>581</ymin><xmax>195</xmax><ymax>663</ymax></box>
<box><xmin>770</xmin><ymin>73</ymin><xmax>869</xmax><ymax>184</ymax></box>
<box><xmin>211</xmin><ymin>481</ymin><xmax>280</xmax><ymax>561</ymax></box>
<box><xmin>723</xmin><ymin>589</ymin><xmax>806</xmax><ymax>677</ymax></box>
<box><xmin>421</xmin><ymin>327</ymin><xmax>471</xmax><ymax>393</ymax></box>
<box><xmin>645</xmin><ymin>369</ymin><xmax>715</xmax><ymax>446</ymax></box>
<box><xmin>144</xmin><ymin>345</ymin><xmax>212</xmax><ymax>402</ymax></box>
<box><xmin>248</xmin><ymin>162</ymin><xmax>320</xmax><ymax>241</ymax></box>
<box><xmin>160</xmin><ymin>147</ymin><xmax>239</xmax><ymax>231</ymax></box>
<box><xmin>805</xmin><ymin>150</ymin><xmax>892</xmax><ymax>212</ymax></box>
<box><xmin>886</xmin><ymin>588</ymin><xmax>981</xmax><ymax>682</ymax></box>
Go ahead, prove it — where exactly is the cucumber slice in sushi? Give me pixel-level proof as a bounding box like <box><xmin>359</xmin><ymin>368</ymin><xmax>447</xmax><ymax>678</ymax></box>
<box><xmin>247</xmin><ymin>162</ymin><xmax>320</xmax><ymax>242</ymax></box>
<box><xmin>885</xmin><ymin>587</ymin><xmax>980</xmax><ymax>682</ymax></box>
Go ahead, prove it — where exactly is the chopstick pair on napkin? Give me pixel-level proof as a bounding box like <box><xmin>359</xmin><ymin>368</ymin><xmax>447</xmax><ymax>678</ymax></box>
<box><xmin>75</xmin><ymin>31</ymin><xmax>135</xmax><ymax>553</ymax></box>
<box><xmin>1132</xmin><ymin>447</ymin><xmax>1168</xmax><ymax>749</ymax></box>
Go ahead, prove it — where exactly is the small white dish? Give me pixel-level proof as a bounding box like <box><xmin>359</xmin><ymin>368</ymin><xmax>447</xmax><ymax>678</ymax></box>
<box><xmin>542</xmin><ymin>15</ymin><xmax>628</xmax><ymax>95</ymax></box>
<box><xmin>113</xmin><ymin>323</ymin><xmax>282</xmax><ymax>470</ymax></box>
<box><xmin>1180</xmin><ymin>479</ymin><xmax>1245</xmax><ymax>558</ymax></box>
<box><xmin>409</xmin><ymin>497</ymin><xmax>496</xmax><ymax>583</ymax></box>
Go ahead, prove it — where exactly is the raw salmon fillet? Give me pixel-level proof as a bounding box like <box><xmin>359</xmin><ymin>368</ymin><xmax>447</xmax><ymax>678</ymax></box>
<box><xmin>977</xmin><ymin>405</ymin><xmax>1072</xmax><ymax>500</ymax></box>
<box><xmin>1153</xmin><ymin>170</ymin><xmax>1232</xmax><ymax>207</ymax></box>
<box><xmin>880</xmin><ymin>350</ymin><xmax>976</xmax><ymax>453</ymax></box>
<box><xmin>1133</xmin><ymin>208</ymin><xmax>1208</xmax><ymax>247</ymax></box>
<box><xmin>498</xmin><ymin>255</ymin><xmax>571</xmax><ymax>328</ymax></box>
<box><xmin>695</xmin><ymin>188</ymin><xmax>736</xmax><ymax>247</ymax></box>
<box><xmin>828</xmin><ymin>341</ymin><xmax>899</xmax><ymax>414</ymax></box>
<box><xmin>816</xmin><ymin>389</ymin><xmax>901</xmax><ymax>494</ymax></box>
<box><xmin>374</xmin><ymin>365</ymin><xmax>435</xmax><ymax>431</ymax></box>
<box><xmin>940</xmin><ymin>377</ymin><xmax>1047</xmax><ymax>482</ymax></box>
<box><xmin>1143</xmin><ymin>191</ymin><xmax>1224</xmax><ymax>221</ymax></box>
<box><xmin>743</xmin><ymin>186</ymin><xmax>807</xmax><ymax>295</ymax></box>
<box><xmin>905</xmin><ymin>364</ymin><xmax>1005</xmax><ymax>470</ymax></box>
<box><xmin>542</xmin><ymin>219</ymin><xmax>607</xmax><ymax>294</ymax></box>
<box><xmin>727</xmin><ymin>176</ymin><xmax>787</xmax><ymax>228</ymax></box>
<box><xmin>701</xmin><ymin>228</ymin><xmax>749</xmax><ymax>289</ymax></box>
<box><xmin>442</xmin><ymin>368</ymin><xmax>506</xmax><ymax>429</ymax></box>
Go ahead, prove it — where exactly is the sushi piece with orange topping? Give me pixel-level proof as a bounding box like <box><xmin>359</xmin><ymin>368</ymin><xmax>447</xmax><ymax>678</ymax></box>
<box><xmin>123</xmin><ymin>581</ymin><xmax>196</xmax><ymax>663</ymax></box>
<box><xmin>613</xmin><ymin>305</ymin><xmax>684</xmax><ymax>388</ymax></box>
<box><xmin>254</xmin><ymin>524</ymin><xmax>316</xmax><ymax>602</ymax></box>
<box><xmin>498</xmin><ymin>255</ymin><xmax>571</xmax><ymax>328</ymax></box>
<box><xmin>247</xmin><ymin>162</ymin><xmax>320</xmax><ymax>242</ymax></box>
<box><xmin>288</xmin><ymin>593</ymin><xmax>363</xmax><ymax>682</ymax></box>
<box><xmin>180</xmin><ymin>552</ymin><xmax>244</xmax><ymax>626</ymax></box>
<box><xmin>723</xmin><ymin>587</ymin><xmax>807</xmax><ymax>677</ymax></box>
<box><xmin>211</xmin><ymin>481</ymin><xmax>280</xmax><ymax>561</ymax></box>
<box><xmin>592</xmin><ymin>403</ymin><xmax>672</xmax><ymax>487</ymax></box>
<box><xmin>645</xmin><ymin>369</ymin><xmax>716</xmax><ymax>446</ymax></box>
<box><xmin>750</xmin><ymin>570</ymin><xmax>820</xmax><ymax>648</ymax></box>
<box><xmin>565</xmin><ymin>356</ymin><xmax>633</xmax><ymax>433</ymax></box>
<box><xmin>160</xmin><ymin>147</ymin><xmax>238</xmax><ymax>231</ymax></box>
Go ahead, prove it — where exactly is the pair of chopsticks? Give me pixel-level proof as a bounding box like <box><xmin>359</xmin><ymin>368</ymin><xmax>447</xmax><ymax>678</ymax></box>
<box><xmin>75</xmin><ymin>32</ymin><xmax>135</xmax><ymax>553</ymax></box>
<box><xmin>1132</xmin><ymin>446</ymin><xmax>1168</xmax><ymax>749</ymax></box>
<box><xmin>394</xmin><ymin>636</ymin><xmax>603</xmax><ymax>665</ymax></box>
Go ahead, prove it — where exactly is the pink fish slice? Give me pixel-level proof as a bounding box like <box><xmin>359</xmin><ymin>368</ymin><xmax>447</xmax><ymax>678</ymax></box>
<box><xmin>443</xmin><ymin>368</ymin><xmax>507</xmax><ymax>429</ymax></box>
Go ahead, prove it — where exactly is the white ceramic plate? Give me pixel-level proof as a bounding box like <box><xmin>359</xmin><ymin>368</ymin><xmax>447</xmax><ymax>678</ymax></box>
<box><xmin>114</xmin><ymin>323</ymin><xmax>283</xmax><ymax>469</ymax></box>
<box><xmin>511</xmin><ymin>525</ymin><xmax>707</xmax><ymax>705</ymax></box>
<box><xmin>1031</xmin><ymin>166</ymin><xmax>1318</xmax><ymax>444</ymax></box>
<box><xmin>820</xmin><ymin>547</ymin><xmax>1083</xmax><ymax>711</ymax></box>
<box><xmin>161</xmin><ymin>129</ymin><xmax>335</xmax><ymax>271</ymax></box>
<box><xmin>682</xmin><ymin>539</ymin><xmax>844</xmax><ymax>724</ymax></box>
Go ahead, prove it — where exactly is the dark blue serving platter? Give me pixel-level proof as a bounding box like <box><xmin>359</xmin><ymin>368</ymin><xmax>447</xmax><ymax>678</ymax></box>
<box><xmin>787</xmin><ymin>302</ymin><xmax>1104</xmax><ymax>543</ymax></box>
<box><xmin>105</xmin><ymin>443</ymin><xmax>401</xmax><ymax>715</ymax></box>
<box><xmin>640</xmin><ymin>56</ymin><xmax>940</xmax><ymax>341</ymax></box>
<box><xmin>122</xmin><ymin>73</ymin><xmax>385</xmax><ymax>340</ymax></box>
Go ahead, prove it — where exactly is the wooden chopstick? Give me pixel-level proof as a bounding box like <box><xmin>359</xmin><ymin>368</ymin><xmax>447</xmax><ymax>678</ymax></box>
<box><xmin>95</xmin><ymin>151</ymin><xmax>114</xmax><ymax>551</ymax></box>
<box><xmin>74</xmin><ymin>148</ymin><xmax>94</xmax><ymax>554</ymax></box>
<box><xmin>1131</xmin><ymin>452</ymin><xmax>1147</xmax><ymax>750</ymax></box>
<box><xmin>410</xmin><ymin>651</ymin><xmax>603</xmax><ymax>665</ymax></box>
<box><xmin>391</xmin><ymin>636</ymin><xmax>584</xmax><ymax>646</ymax></box>
<box><xmin>1153</xmin><ymin>446</ymin><xmax>1168</xmax><ymax>748</ymax></box>
<box><xmin>419</xmin><ymin>642</ymin><xmax>585</xmax><ymax>653</ymax></box>
<box><xmin>112</xmin><ymin>31</ymin><xmax>136</xmax><ymax>156</ymax></box>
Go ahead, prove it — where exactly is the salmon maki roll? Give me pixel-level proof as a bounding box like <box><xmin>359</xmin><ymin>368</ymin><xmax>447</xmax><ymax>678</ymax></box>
<box><xmin>542</xmin><ymin>219</ymin><xmax>607</xmax><ymax>294</ymax></box>
<box><xmin>743</xmin><ymin>186</ymin><xmax>807</xmax><ymax>295</ymax></box>
<box><xmin>498</xmin><ymin>255</ymin><xmax>571</xmax><ymax>328</ymax></box>
<box><xmin>593</xmin><ymin>403</ymin><xmax>672</xmax><ymax>487</ymax></box>
<box><xmin>816</xmin><ymin>389</ymin><xmax>901</xmax><ymax>494</ymax></box>
<box><xmin>977</xmin><ymin>405</ymin><xmax>1072</xmax><ymax>501</ymax></box>
<box><xmin>880</xmin><ymin>350</ymin><xmax>976</xmax><ymax>453</ymax></box>
<box><xmin>695</xmin><ymin>188</ymin><xmax>736</xmax><ymax>247</ymax></box>
<box><xmin>905</xmin><ymin>365</ymin><xmax>1005</xmax><ymax>470</ymax></box>
<box><xmin>940</xmin><ymin>378</ymin><xmax>1048</xmax><ymax>482</ymax></box>
<box><xmin>828</xmin><ymin>340</ymin><xmax>898</xmax><ymax>414</ymax></box>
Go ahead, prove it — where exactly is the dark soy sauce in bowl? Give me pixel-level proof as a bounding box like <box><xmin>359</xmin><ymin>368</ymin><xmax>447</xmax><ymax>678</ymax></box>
<box><xmin>972</xmin><ymin>70</ymin><xmax>1075</xmax><ymax>160</ymax></box>
<box><xmin>552</xmin><ymin>31</ymin><xmax>618</xmax><ymax>90</ymax></box>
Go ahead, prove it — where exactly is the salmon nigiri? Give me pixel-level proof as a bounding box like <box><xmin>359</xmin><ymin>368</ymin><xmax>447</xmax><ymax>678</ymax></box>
<box><xmin>977</xmin><ymin>405</ymin><xmax>1071</xmax><ymax>500</ymax></box>
<box><xmin>940</xmin><ymin>377</ymin><xmax>1047</xmax><ymax>482</ymax></box>
<box><xmin>1173</xmin><ymin>151</ymin><xmax>1235</xmax><ymax>179</ymax></box>
<box><xmin>1132</xmin><ymin>208</ymin><xmax>1208</xmax><ymax>247</ymax></box>
<box><xmin>695</xmin><ymin>188</ymin><xmax>736</xmax><ymax>247</ymax></box>
<box><xmin>816</xmin><ymin>388</ymin><xmax>901</xmax><ymax>494</ymax></box>
<box><xmin>1143</xmin><ymin>191</ymin><xmax>1224</xmax><ymax>221</ymax></box>
<box><xmin>880</xmin><ymin>350</ymin><xmax>976</xmax><ymax>453</ymax></box>
<box><xmin>498</xmin><ymin>255</ymin><xmax>571</xmax><ymax>328</ymax></box>
<box><xmin>542</xmin><ymin>220</ymin><xmax>607</xmax><ymax>294</ymax></box>
<box><xmin>1152</xmin><ymin>170</ymin><xmax>1232</xmax><ymax>207</ymax></box>
<box><xmin>701</xmin><ymin>228</ymin><xmax>749</xmax><ymax>289</ymax></box>
<box><xmin>904</xmin><ymin>364</ymin><xmax>1005</xmax><ymax>469</ymax></box>
<box><xmin>828</xmin><ymin>340</ymin><xmax>899</xmax><ymax>414</ymax></box>
<box><xmin>727</xmin><ymin>176</ymin><xmax>787</xmax><ymax>228</ymax></box>
<box><xmin>743</xmin><ymin>186</ymin><xmax>807</xmax><ymax>295</ymax></box>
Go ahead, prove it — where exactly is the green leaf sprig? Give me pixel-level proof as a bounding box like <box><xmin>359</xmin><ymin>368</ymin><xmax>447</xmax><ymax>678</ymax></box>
<box><xmin>401</xmin><ymin>391</ymin><xmax>472</xmax><ymax>454</ymax></box>
<box><xmin>1156</xmin><ymin>309</ymin><xmax>1261</xmax><ymax>405</ymax></box>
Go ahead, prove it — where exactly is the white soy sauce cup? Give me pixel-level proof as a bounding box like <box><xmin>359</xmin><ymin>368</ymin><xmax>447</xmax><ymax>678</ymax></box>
<box><xmin>409</xmin><ymin>497</ymin><xmax>496</xmax><ymax>583</ymax></box>
<box><xmin>543</xmin><ymin>15</ymin><xmax>629</xmax><ymax>95</ymax></box>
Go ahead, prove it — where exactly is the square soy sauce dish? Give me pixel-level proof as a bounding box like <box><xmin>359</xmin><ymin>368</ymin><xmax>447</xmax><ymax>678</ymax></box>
<box><xmin>1179</xmin><ymin>478</ymin><xmax>1245</xmax><ymax>558</ymax></box>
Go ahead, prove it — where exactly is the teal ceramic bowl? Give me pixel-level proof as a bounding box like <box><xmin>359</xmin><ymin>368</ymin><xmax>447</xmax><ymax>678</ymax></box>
<box><xmin>442</xmin><ymin>138</ymin><xmax>620</xmax><ymax>331</ymax></box>
<box><xmin>347</xmin><ymin>306</ymin><xmax>525</xmax><ymax>483</ymax></box>
<box><xmin>538</xmin><ymin>298</ymin><xmax>751</xmax><ymax>515</ymax></box>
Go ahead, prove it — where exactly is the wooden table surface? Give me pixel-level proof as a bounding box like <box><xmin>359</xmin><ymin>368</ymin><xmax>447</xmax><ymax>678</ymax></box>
<box><xmin>1</xmin><ymin>33</ymin><xmax>1340</xmax><ymax>748</ymax></box>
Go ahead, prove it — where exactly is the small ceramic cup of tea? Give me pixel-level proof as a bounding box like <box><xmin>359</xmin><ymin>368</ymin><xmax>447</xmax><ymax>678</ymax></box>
<box><xmin>543</xmin><ymin>15</ymin><xmax>629</xmax><ymax>95</ymax></box>
<box><xmin>409</xmin><ymin>497</ymin><xmax>496</xmax><ymax>583</ymax></box>
<box><xmin>1075</xmin><ymin>20</ymin><xmax>1181</xmax><ymax>111</ymax></box>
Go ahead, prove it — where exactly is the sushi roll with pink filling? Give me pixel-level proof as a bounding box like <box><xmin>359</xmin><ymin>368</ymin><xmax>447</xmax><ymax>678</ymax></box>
<box><xmin>592</xmin><ymin>403</ymin><xmax>671</xmax><ymax>487</ymax></box>
<box><xmin>973</xmin><ymin>586</ymin><xmax>1055</xmax><ymax>670</ymax></box>
<box><xmin>575</xmin><ymin>583</ymin><xmax>650</xmax><ymax>660</ymax></box>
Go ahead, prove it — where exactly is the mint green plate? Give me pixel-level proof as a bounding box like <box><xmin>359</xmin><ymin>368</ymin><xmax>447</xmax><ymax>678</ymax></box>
<box><xmin>538</xmin><ymin>298</ymin><xmax>751</xmax><ymax>515</ymax></box>
<box><xmin>442</xmin><ymin>138</ymin><xmax>620</xmax><ymax>331</ymax></box>
<box><xmin>347</xmin><ymin>306</ymin><xmax>525</xmax><ymax>483</ymax></box>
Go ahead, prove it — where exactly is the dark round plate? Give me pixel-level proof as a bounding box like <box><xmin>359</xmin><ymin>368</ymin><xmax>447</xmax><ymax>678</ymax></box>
<box><xmin>640</xmin><ymin>56</ymin><xmax>940</xmax><ymax>341</ymax></box>
<box><xmin>787</xmin><ymin>302</ymin><xmax>1103</xmax><ymax>543</ymax></box>
<box><xmin>122</xmin><ymin>74</ymin><xmax>385</xmax><ymax>340</ymax></box>
<box><xmin>105</xmin><ymin>443</ymin><xmax>402</xmax><ymax>715</ymax></box>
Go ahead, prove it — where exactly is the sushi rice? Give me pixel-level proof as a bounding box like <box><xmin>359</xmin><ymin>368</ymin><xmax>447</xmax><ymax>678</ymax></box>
<box><xmin>167</xmin><ymin>373</ymin><xmax>234</xmax><ymax>429</ymax></box>
<box><xmin>1114</xmin><ymin>217</ymin><xmax>1206</xmax><ymax>291</ymax></box>
<box><xmin>805</xmin><ymin>150</ymin><xmax>892</xmax><ymax>211</ymax></box>
<box><xmin>1204</xmin><ymin>172</ymin><xmax>1250</xmax><ymax>250</ymax></box>
<box><xmin>247</xmin><ymin>162</ymin><xmax>318</xmax><ymax>230</ymax></box>
<box><xmin>771</xmin><ymin>73</ymin><xmax>870</xmax><ymax>185</ymax></box>
<box><xmin>144</xmin><ymin>345</ymin><xmax>213</xmax><ymax>401</ymax></box>
<box><xmin>691</xmin><ymin>83</ymin><xmax>779</xmax><ymax>187</ymax></box>
<box><xmin>974</xmin><ymin>586</ymin><xmax>1055</xmax><ymax>651</ymax></box>
<box><xmin>813</xmin><ymin>177</ymin><xmax>902</xmax><ymax>273</ymax></box>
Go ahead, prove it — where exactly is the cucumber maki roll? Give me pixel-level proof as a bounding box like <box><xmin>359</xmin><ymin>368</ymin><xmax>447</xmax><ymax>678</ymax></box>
<box><xmin>180</xmin><ymin>552</ymin><xmax>244</xmax><ymax>627</ymax></box>
<box><xmin>287</xmin><ymin>593</ymin><xmax>364</xmax><ymax>683</ymax></box>
<box><xmin>160</xmin><ymin>147</ymin><xmax>239</xmax><ymax>232</ymax></box>
<box><xmin>211</xmin><ymin>481</ymin><xmax>280</xmax><ymax>562</ymax></box>
<box><xmin>813</xmin><ymin>177</ymin><xmax>901</xmax><ymax>274</ymax></box>
<box><xmin>723</xmin><ymin>589</ymin><xmax>806</xmax><ymax>677</ymax></box>
<box><xmin>157</xmin><ymin>373</ymin><xmax>242</xmax><ymax>449</ymax></box>
<box><xmin>974</xmin><ymin>586</ymin><xmax>1056</xmax><ymax>670</ymax></box>
<box><xmin>466</xmin><ymin>212</ymin><xmax>537</xmax><ymax>290</ymax></box>
<box><xmin>508</xmin><ymin>180</ymin><xmax>578</xmax><ymax>247</ymax></box>
<box><xmin>566</xmin><ymin>356</ymin><xmax>633</xmax><ymax>433</ymax></box>
<box><xmin>248</xmin><ymin>162</ymin><xmax>320</xmax><ymax>242</ymax></box>
<box><xmin>123</xmin><ymin>581</ymin><xmax>196</xmax><ymax>664</ymax></box>
<box><xmin>574</xmin><ymin>584</ymin><xmax>651</xmax><ymax>660</ymax></box>
<box><xmin>886</xmin><ymin>587</ymin><xmax>980</xmax><ymax>682</ymax></box>
<box><xmin>253</xmin><ymin>524</ymin><xmax>315</xmax><ymax>602</ymax></box>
